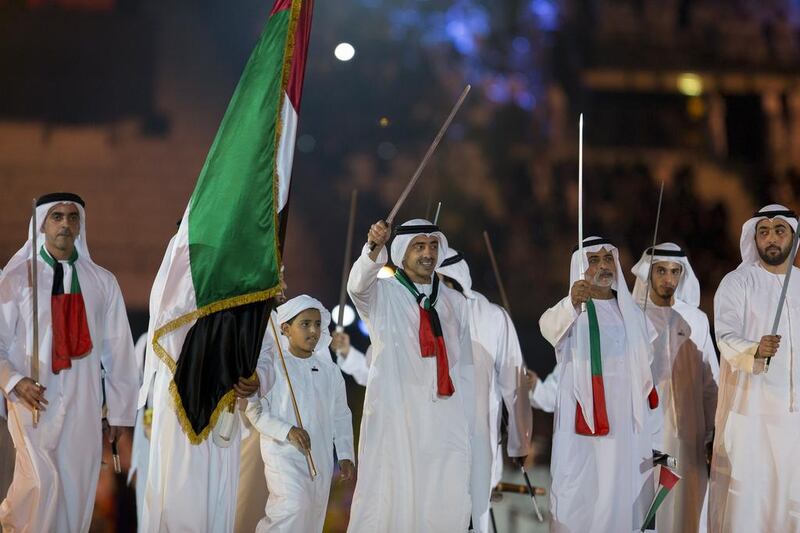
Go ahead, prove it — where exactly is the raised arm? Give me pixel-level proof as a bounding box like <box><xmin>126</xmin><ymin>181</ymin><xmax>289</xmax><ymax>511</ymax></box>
<box><xmin>347</xmin><ymin>221</ymin><xmax>391</xmax><ymax>323</ymax></box>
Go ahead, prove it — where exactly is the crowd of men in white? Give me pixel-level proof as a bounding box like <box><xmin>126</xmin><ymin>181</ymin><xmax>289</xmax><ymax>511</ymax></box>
<box><xmin>0</xmin><ymin>194</ymin><xmax>797</xmax><ymax>533</ymax></box>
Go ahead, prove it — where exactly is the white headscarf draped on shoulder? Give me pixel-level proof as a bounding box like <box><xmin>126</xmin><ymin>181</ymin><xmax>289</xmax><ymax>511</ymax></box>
<box><xmin>276</xmin><ymin>295</ymin><xmax>332</xmax><ymax>352</ymax></box>
<box><xmin>436</xmin><ymin>247</ymin><xmax>475</xmax><ymax>298</ymax></box>
<box><xmin>3</xmin><ymin>192</ymin><xmax>91</xmax><ymax>274</ymax></box>
<box><xmin>569</xmin><ymin>236</ymin><xmax>655</xmax><ymax>433</ymax></box>
<box><xmin>389</xmin><ymin>219</ymin><xmax>449</xmax><ymax>269</ymax></box>
<box><xmin>631</xmin><ymin>242</ymin><xmax>701</xmax><ymax>307</ymax></box>
<box><xmin>739</xmin><ymin>204</ymin><xmax>798</xmax><ymax>267</ymax></box>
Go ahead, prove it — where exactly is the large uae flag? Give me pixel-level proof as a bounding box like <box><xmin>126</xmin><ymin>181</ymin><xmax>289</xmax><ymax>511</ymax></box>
<box><xmin>152</xmin><ymin>0</ymin><xmax>314</xmax><ymax>444</ymax></box>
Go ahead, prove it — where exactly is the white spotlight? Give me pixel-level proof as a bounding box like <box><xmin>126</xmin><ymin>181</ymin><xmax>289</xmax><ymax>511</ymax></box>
<box><xmin>331</xmin><ymin>304</ymin><xmax>356</xmax><ymax>327</ymax></box>
<box><xmin>334</xmin><ymin>42</ymin><xmax>355</xmax><ymax>62</ymax></box>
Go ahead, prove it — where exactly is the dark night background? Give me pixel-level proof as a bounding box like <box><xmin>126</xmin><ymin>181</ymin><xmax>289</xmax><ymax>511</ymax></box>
<box><xmin>2</xmin><ymin>0</ymin><xmax>800</xmax><ymax>530</ymax></box>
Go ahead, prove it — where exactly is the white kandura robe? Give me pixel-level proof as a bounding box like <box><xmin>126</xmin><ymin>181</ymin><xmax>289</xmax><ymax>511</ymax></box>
<box><xmin>0</xmin><ymin>253</ymin><xmax>138</xmax><ymax>533</ymax></box>
<box><xmin>140</xmin><ymin>332</ymin><xmax>275</xmax><ymax>533</ymax></box>
<box><xmin>647</xmin><ymin>299</ymin><xmax>718</xmax><ymax>533</ymax></box>
<box><xmin>234</xmin><ymin>310</ymin><xmax>278</xmax><ymax>533</ymax></box>
<box><xmin>346</xmin><ymin>245</ymin><xmax>474</xmax><ymax>532</ymax></box>
<box><xmin>0</xmin><ymin>265</ymin><xmax>14</xmax><ymax>501</ymax></box>
<box><xmin>463</xmin><ymin>290</ymin><xmax>533</xmax><ymax>533</ymax></box>
<box><xmin>711</xmin><ymin>264</ymin><xmax>800</xmax><ymax>533</ymax></box>
<box><xmin>246</xmin><ymin>336</ymin><xmax>354</xmax><ymax>533</ymax></box>
<box><xmin>541</xmin><ymin>297</ymin><xmax>658</xmax><ymax>533</ymax></box>
<box><xmin>128</xmin><ymin>333</ymin><xmax>150</xmax><ymax>525</ymax></box>
<box><xmin>336</xmin><ymin>345</ymin><xmax>370</xmax><ymax>387</ymax></box>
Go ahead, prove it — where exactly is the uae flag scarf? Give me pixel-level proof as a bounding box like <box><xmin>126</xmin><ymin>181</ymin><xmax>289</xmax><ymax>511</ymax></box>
<box><xmin>574</xmin><ymin>298</ymin><xmax>659</xmax><ymax>436</ymax></box>
<box><xmin>40</xmin><ymin>246</ymin><xmax>93</xmax><ymax>373</ymax></box>
<box><xmin>394</xmin><ymin>268</ymin><xmax>455</xmax><ymax>396</ymax></box>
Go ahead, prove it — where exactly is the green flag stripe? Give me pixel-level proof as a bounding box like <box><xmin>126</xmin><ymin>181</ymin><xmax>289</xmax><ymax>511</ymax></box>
<box><xmin>586</xmin><ymin>299</ymin><xmax>603</xmax><ymax>377</ymax></box>
<box><xmin>187</xmin><ymin>8</ymin><xmax>291</xmax><ymax>308</ymax></box>
<box><xmin>641</xmin><ymin>486</ymin><xmax>671</xmax><ymax>531</ymax></box>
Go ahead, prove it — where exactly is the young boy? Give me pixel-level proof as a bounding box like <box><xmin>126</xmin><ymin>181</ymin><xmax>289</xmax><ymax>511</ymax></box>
<box><xmin>246</xmin><ymin>295</ymin><xmax>355</xmax><ymax>532</ymax></box>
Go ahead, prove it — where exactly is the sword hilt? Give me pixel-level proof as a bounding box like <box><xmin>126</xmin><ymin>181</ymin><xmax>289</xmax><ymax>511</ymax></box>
<box><xmin>111</xmin><ymin>439</ymin><xmax>121</xmax><ymax>474</ymax></box>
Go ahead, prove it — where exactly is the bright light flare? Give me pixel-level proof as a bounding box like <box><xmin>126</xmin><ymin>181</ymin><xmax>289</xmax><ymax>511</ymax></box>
<box><xmin>331</xmin><ymin>304</ymin><xmax>356</xmax><ymax>328</ymax></box>
<box><xmin>377</xmin><ymin>266</ymin><xmax>396</xmax><ymax>279</ymax></box>
<box><xmin>334</xmin><ymin>42</ymin><xmax>355</xmax><ymax>62</ymax></box>
<box><xmin>677</xmin><ymin>73</ymin><xmax>703</xmax><ymax>96</ymax></box>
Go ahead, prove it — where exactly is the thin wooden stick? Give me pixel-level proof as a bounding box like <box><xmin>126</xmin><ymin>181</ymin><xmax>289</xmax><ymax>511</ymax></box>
<box><xmin>369</xmin><ymin>85</ymin><xmax>471</xmax><ymax>249</ymax></box>
<box><xmin>483</xmin><ymin>231</ymin><xmax>511</xmax><ymax>316</ymax></box>
<box><xmin>269</xmin><ymin>316</ymin><xmax>317</xmax><ymax>478</ymax></box>
<box><xmin>337</xmin><ymin>190</ymin><xmax>358</xmax><ymax>333</ymax></box>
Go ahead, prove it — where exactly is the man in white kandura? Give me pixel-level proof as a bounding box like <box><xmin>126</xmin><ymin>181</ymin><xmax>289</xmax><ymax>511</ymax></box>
<box><xmin>139</xmin><ymin>238</ymin><xmax>276</xmax><ymax>533</ymax></box>
<box><xmin>0</xmin><ymin>193</ymin><xmax>139</xmax><ymax>532</ymax></box>
<box><xmin>631</xmin><ymin>242</ymin><xmax>719</xmax><ymax>533</ymax></box>
<box><xmin>437</xmin><ymin>247</ymin><xmax>533</xmax><ymax>532</ymax></box>
<box><xmin>346</xmin><ymin>219</ymin><xmax>475</xmax><ymax>532</ymax></box>
<box><xmin>245</xmin><ymin>295</ymin><xmax>354</xmax><ymax>532</ymax></box>
<box><xmin>540</xmin><ymin>236</ymin><xmax>660</xmax><ymax>532</ymax></box>
<box><xmin>710</xmin><ymin>204</ymin><xmax>800</xmax><ymax>532</ymax></box>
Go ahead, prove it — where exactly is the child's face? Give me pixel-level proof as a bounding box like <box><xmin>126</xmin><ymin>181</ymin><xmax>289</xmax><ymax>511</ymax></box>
<box><xmin>281</xmin><ymin>308</ymin><xmax>323</xmax><ymax>356</ymax></box>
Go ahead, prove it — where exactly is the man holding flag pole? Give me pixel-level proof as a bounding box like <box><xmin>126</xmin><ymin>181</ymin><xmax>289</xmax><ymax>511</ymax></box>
<box><xmin>139</xmin><ymin>1</ymin><xmax>315</xmax><ymax>531</ymax></box>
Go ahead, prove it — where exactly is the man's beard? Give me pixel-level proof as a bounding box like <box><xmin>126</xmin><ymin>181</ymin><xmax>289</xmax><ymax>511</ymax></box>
<box><xmin>653</xmin><ymin>285</ymin><xmax>675</xmax><ymax>300</ymax></box>
<box><xmin>758</xmin><ymin>243</ymin><xmax>792</xmax><ymax>266</ymax></box>
<box><xmin>593</xmin><ymin>270</ymin><xmax>615</xmax><ymax>288</ymax></box>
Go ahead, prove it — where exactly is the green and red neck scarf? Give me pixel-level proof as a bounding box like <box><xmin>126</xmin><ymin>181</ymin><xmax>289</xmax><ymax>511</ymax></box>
<box><xmin>575</xmin><ymin>299</ymin><xmax>658</xmax><ymax>436</ymax></box>
<box><xmin>40</xmin><ymin>247</ymin><xmax>93</xmax><ymax>373</ymax></box>
<box><xmin>394</xmin><ymin>269</ymin><xmax>454</xmax><ymax>396</ymax></box>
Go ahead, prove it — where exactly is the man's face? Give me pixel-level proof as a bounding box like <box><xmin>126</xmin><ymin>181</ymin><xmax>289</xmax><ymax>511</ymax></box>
<box><xmin>402</xmin><ymin>235</ymin><xmax>439</xmax><ymax>280</ymax></box>
<box><xmin>584</xmin><ymin>247</ymin><xmax>616</xmax><ymax>287</ymax></box>
<box><xmin>755</xmin><ymin>218</ymin><xmax>793</xmax><ymax>266</ymax></box>
<box><xmin>650</xmin><ymin>261</ymin><xmax>683</xmax><ymax>301</ymax></box>
<box><xmin>43</xmin><ymin>203</ymin><xmax>80</xmax><ymax>255</ymax></box>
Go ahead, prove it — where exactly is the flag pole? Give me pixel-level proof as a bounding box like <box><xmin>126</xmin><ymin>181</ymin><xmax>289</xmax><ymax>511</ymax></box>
<box><xmin>336</xmin><ymin>190</ymin><xmax>358</xmax><ymax>337</ymax></box>
<box><xmin>269</xmin><ymin>316</ymin><xmax>317</xmax><ymax>479</ymax></box>
<box><xmin>30</xmin><ymin>199</ymin><xmax>40</xmax><ymax>428</ymax></box>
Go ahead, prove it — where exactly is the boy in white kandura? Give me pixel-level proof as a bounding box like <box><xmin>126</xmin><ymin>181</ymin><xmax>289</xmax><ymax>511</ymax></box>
<box><xmin>246</xmin><ymin>295</ymin><xmax>355</xmax><ymax>533</ymax></box>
